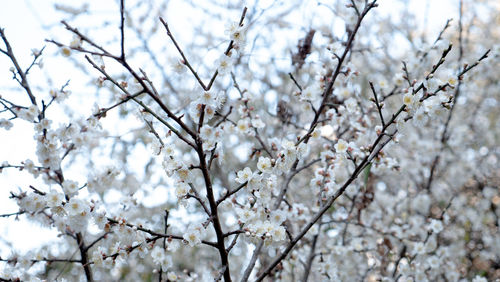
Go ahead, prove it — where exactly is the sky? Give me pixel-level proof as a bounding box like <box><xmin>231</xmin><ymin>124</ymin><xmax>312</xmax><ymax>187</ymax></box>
<box><xmin>0</xmin><ymin>0</ymin><xmax>459</xmax><ymax>259</ymax></box>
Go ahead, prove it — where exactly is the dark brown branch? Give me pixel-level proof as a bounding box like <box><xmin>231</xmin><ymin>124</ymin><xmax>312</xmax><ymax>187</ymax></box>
<box><xmin>159</xmin><ymin>210</ymin><xmax>170</xmax><ymax>281</ymax></box>
<box><xmin>94</xmin><ymin>90</ymin><xmax>145</xmax><ymax>119</ymax></box>
<box><xmin>160</xmin><ymin>7</ymin><xmax>248</xmax><ymax>92</ymax></box>
<box><xmin>84</xmin><ymin>55</ymin><xmax>196</xmax><ymax>149</ymax></box>
<box><xmin>300</xmin><ymin>224</ymin><xmax>321</xmax><ymax>282</ymax></box>
<box><xmin>0</xmin><ymin>28</ymin><xmax>38</xmax><ymax>106</ymax></box>
<box><xmin>76</xmin><ymin>233</ymin><xmax>93</xmax><ymax>282</ymax></box>
<box><xmin>187</xmin><ymin>183</ymin><xmax>211</xmax><ymax>216</ymax></box>
<box><xmin>85</xmin><ymin>232</ymin><xmax>111</xmax><ymax>252</ymax></box>
<box><xmin>58</xmin><ymin>20</ymin><xmax>197</xmax><ymax>141</ymax></box>
<box><xmin>45</xmin><ymin>39</ymin><xmax>112</xmax><ymax>58</ymax></box>
<box><xmin>226</xmin><ymin>225</ymin><xmax>244</xmax><ymax>253</ymax></box>
<box><xmin>106</xmin><ymin>217</ymin><xmax>218</xmax><ymax>248</ymax></box>
<box><xmin>392</xmin><ymin>245</ymin><xmax>407</xmax><ymax>277</ymax></box>
<box><xmin>119</xmin><ymin>0</ymin><xmax>125</xmax><ymax>59</ymax></box>
<box><xmin>0</xmin><ymin>257</ymin><xmax>82</xmax><ymax>264</ymax></box>
<box><xmin>369</xmin><ymin>82</ymin><xmax>385</xmax><ymax>127</ymax></box>
<box><xmin>196</xmin><ymin>140</ymin><xmax>232</xmax><ymax>281</ymax></box>
<box><xmin>25</xmin><ymin>46</ymin><xmax>45</xmax><ymax>76</ymax></box>
<box><xmin>118</xmin><ymin>58</ymin><xmax>198</xmax><ymax>138</ymax></box>
<box><xmin>0</xmin><ymin>210</ymin><xmax>26</xmax><ymax>218</ymax></box>
<box><xmin>216</xmin><ymin>182</ymin><xmax>248</xmax><ymax>206</ymax></box>
<box><xmin>296</xmin><ymin>1</ymin><xmax>378</xmax><ymax>146</ymax></box>
<box><xmin>60</xmin><ymin>21</ymin><xmax>113</xmax><ymax>57</ymax></box>
<box><xmin>159</xmin><ymin>18</ymin><xmax>208</xmax><ymax>90</ymax></box>
<box><xmin>288</xmin><ymin>72</ymin><xmax>302</xmax><ymax>91</ymax></box>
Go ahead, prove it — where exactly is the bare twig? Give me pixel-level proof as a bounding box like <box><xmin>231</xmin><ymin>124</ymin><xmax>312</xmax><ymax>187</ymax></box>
<box><xmin>159</xmin><ymin>7</ymin><xmax>248</xmax><ymax>92</ymax></box>
<box><xmin>0</xmin><ymin>28</ymin><xmax>38</xmax><ymax>106</ymax></box>
<box><xmin>217</xmin><ymin>182</ymin><xmax>248</xmax><ymax>206</ymax></box>
<box><xmin>119</xmin><ymin>0</ymin><xmax>125</xmax><ymax>59</ymax></box>
<box><xmin>369</xmin><ymin>82</ymin><xmax>385</xmax><ymax>127</ymax></box>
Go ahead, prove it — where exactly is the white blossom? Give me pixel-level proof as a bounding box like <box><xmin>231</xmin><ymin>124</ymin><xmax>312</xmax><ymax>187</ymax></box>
<box><xmin>257</xmin><ymin>157</ymin><xmax>272</xmax><ymax>173</ymax></box>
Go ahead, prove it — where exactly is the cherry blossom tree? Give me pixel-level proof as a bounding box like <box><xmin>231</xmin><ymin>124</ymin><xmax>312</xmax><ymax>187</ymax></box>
<box><xmin>0</xmin><ymin>0</ymin><xmax>498</xmax><ymax>281</ymax></box>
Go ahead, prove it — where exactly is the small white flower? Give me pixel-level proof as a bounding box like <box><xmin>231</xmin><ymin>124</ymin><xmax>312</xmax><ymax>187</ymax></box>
<box><xmin>251</xmin><ymin>118</ymin><xmax>265</xmax><ymax>129</ymax></box>
<box><xmin>92</xmin><ymin>248</ymin><xmax>105</xmax><ymax>266</ymax></box>
<box><xmin>423</xmin><ymin>77</ymin><xmax>442</xmax><ymax>92</ymax></box>
<box><xmin>171</xmin><ymin>59</ymin><xmax>186</xmax><ymax>74</ymax></box>
<box><xmin>62</xmin><ymin>180</ymin><xmax>80</xmax><ymax>196</ymax></box>
<box><xmin>204</xmin><ymin>105</ymin><xmax>216</xmax><ymax>121</ymax></box>
<box><xmin>472</xmin><ymin>276</ymin><xmax>488</xmax><ymax>282</ymax></box>
<box><xmin>444</xmin><ymin>72</ymin><xmax>457</xmax><ymax>87</ymax></box>
<box><xmin>328</xmin><ymin>41</ymin><xmax>343</xmax><ymax>54</ymax></box>
<box><xmin>412</xmin><ymin>107</ymin><xmax>429</xmax><ymax>126</ymax></box>
<box><xmin>235</xmin><ymin>167</ymin><xmax>253</xmax><ymax>183</ymax></box>
<box><xmin>236</xmin><ymin>119</ymin><xmax>250</xmax><ymax>134</ymax></box>
<box><xmin>270</xmin><ymin>210</ymin><xmax>286</xmax><ymax>224</ymax></box>
<box><xmin>334</xmin><ymin>139</ymin><xmax>348</xmax><ymax>153</ymax></box>
<box><xmin>271</xmin><ymin>226</ymin><xmax>286</xmax><ymax>242</ymax></box>
<box><xmin>428</xmin><ymin>219</ymin><xmax>443</xmax><ymax>233</ymax></box>
<box><xmin>216</xmin><ymin>54</ymin><xmax>234</xmax><ymax>75</ymax></box>
<box><xmin>69</xmin><ymin>35</ymin><xmax>82</xmax><ymax>48</ymax></box>
<box><xmin>198</xmin><ymin>91</ymin><xmax>216</xmax><ymax>107</ymax></box>
<box><xmin>403</xmin><ymin>93</ymin><xmax>418</xmax><ymax>110</ymax></box>
<box><xmin>257</xmin><ymin>157</ymin><xmax>272</xmax><ymax>173</ymax></box>
<box><xmin>335</xmin><ymin>87</ymin><xmax>351</xmax><ymax>99</ymax></box>
<box><xmin>175</xmin><ymin>166</ymin><xmax>193</xmax><ymax>182</ymax></box>
<box><xmin>188</xmin><ymin>102</ymin><xmax>204</xmax><ymax>120</ymax></box>
<box><xmin>393</xmin><ymin>73</ymin><xmax>405</xmax><ymax>86</ymax></box>
<box><xmin>46</xmin><ymin>189</ymin><xmax>64</xmax><ymax>207</ymax></box>
<box><xmin>378</xmin><ymin>79</ymin><xmax>389</xmax><ymax>89</ymax></box>
<box><xmin>351</xmin><ymin>238</ymin><xmax>364</xmax><ymax>251</ymax></box>
<box><xmin>167</xmin><ymin>272</ymin><xmax>178</xmax><ymax>281</ymax></box>
<box><xmin>150</xmin><ymin>138</ymin><xmax>163</xmax><ymax>155</ymax></box>
<box><xmin>344</xmin><ymin>97</ymin><xmax>358</xmax><ymax>113</ymax></box>
<box><xmin>175</xmin><ymin>182</ymin><xmax>189</xmax><ymax>199</ymax></box>
<box><xmin>61</xmin><ymin>46</ymin><xmax>71</xmax><ymax>57</ymax></box>
<box><xmin>65</xmin><ymin>198</ymin><xmax>87</xmax><ymax>216</ymax></box>
<box><xmin>183</xmin><ymin>228</ymin><xmax>202</xmax><ymax>247</ymax></box>
<box><xmin>300</xmin><ymin>85</ymin><xmax>320</xmax><ymax>101</ymax></box>
<box><xmin>0</xmin><ymin>118</ymin><xmax>13</xmax><ymax>130</ymax></box>
<box><xmin>237</xmin><ymin>208</ymin><xmax>255</xmax><ymax>222</ymax></box>
<box><xmin>200</xmin><ymin>125</ymin><xmax>214</xmax><ymax>140</ymax></box>
<box><xmin>23</xmin><ymin>193</ymin><xmax>46</xmax><ymax>212</ymax></box>
<box><xmin>426</xmin><ymin>255</ymin><xmax>440</xmax><ymax>269</ymax></box>
<box><xmin>164</xmin><ymin>144</ymin><xmax>176</xmax><ymax>156</ymax></box>
<box><xmin>311</xmin><ymin>128</ymin><xmax>321</xmax><ymax>140</ymax></box>
<box><xmin>226</xmin><ymin>22</ymin><xmax>246</xmax><ymax>44</ymax></box>
<box><xmin>93</xmin><ymin>210</ymin><xmax>107</xmax><ymax>229</ymax></box>
<box><xmin>412</xmin><ymin>242</ymin><xmax>426</xmax><ymax>255</ymax></box>
<box><xmin>17</xmin><ymin>105</ymin><xmax>40</xmax><ymax>122</ymax></box>
<box><xmin>151</xmin><ymin>246</ymin><xmax>166</xmax><ymax>265</ymax></box>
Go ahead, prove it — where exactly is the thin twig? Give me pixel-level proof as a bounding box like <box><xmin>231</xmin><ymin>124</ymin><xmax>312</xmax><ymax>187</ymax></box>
<box><xmin>369</xmin><ymin>81</ymin><xmax>385</xmax><ymax>127</ymax></box>
<box><xmin>120</xmin><ymin>0</ymin><xmax>125</xmax><ymax>59</ymax></box>
<box><xmin>106</xmin><ymin>217</ymin><xmax>218</xmax><ymax>247</ymax></box>
<box><xmin>0</xmin><ymin>28</ymin><xmax>38</xmax><ymax>106</ymax></box>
